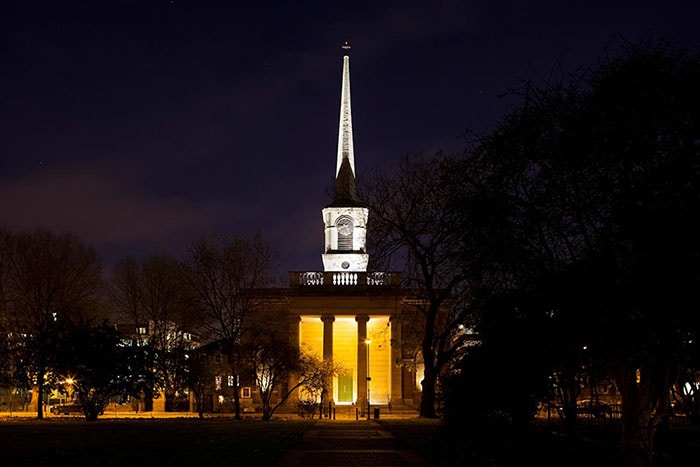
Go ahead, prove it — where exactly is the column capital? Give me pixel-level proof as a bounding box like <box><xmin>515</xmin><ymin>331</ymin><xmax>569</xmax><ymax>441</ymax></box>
<box><xmin>320</xmin><ymin>315</ymin><xmax>336</xmax><ymax>323</ymax></box>
<box><xmin>355</xmin><ymin>314</ymin><xmax>369</xmax><ymax>323</ymax></box>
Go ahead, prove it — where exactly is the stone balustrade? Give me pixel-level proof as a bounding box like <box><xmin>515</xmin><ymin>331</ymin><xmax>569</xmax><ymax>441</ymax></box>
<box><xmin>290</xmin><ymin>271</ymin><xmax>400</xmax><ymax>288</ymax></box>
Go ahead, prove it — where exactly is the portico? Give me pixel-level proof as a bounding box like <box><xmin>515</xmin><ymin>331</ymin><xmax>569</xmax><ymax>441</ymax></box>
<box><xmin>295</xmin><ymin>313</ymin><xmax>394</xmax><ymax>409</ymax></box>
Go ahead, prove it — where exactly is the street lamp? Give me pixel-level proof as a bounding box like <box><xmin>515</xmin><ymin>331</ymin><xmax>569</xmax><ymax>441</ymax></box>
<box><xmin>64</xmin><ymin>378</ymin><xmax>75</xmax><ymax>402</ymax></box>
<box><xmin>365</xmin><ymin>339</ymin><xmax>371</xmax><ymax>420</ymax></box>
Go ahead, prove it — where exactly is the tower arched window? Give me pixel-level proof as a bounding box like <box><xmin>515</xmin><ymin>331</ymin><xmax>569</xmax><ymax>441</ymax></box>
<box><xmin>336</xmin><ymin>217</ymin><xmax>354</xmax><ymax>251</ymax></box>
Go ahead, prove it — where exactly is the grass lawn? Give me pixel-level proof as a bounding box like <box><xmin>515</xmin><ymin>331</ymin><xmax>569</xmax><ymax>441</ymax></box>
<box><xmin>2</xmin><ymin>416</ymin><xmax>697</xmax><ymax>466</ymax></box>
<box><xmin>379</xmin><ymin>418</ymin><xmax>623</xmax><ymax>466</ymax></box>
<box><xmin>378</xmin><ymin>418</ymin><xmax>700</xmax><ymax>467</ymax></box>
<box><xmin>0</xmin><ymin>417</ymin><xmax>315</xmax><ymax>467</ymax></box>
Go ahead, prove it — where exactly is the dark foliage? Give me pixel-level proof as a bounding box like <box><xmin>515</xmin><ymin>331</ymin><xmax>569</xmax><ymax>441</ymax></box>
<box><xmin>56</xmin><ymin>322</ymin><xmax>147</xmax><ymax>421</ymax></box>
<box><xmin>443</xmin><ymin>36</ymin><xmax>700</xmax><ymax>466</ymax></box>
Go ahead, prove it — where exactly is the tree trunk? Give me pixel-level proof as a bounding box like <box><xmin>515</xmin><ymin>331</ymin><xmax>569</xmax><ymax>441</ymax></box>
<box><xmin>142</xmin><ymin>388</ymin><xmax>154</xmax><ymax>412</ymax></box>
<box><xmin>558</xmin><ymin>370</ymin><xmax>581</xmax><ymax>435</ymax></box>
<box><xmin>260</xmin><ymin>388</ymin><xmax>272</xmax><ymax>420</ymax></box>
<box><xmin>617</xmin><ymin>368</ymin><xmax>664</xmax><ymax>467</ymax></box>
<box><xmin>36</xmin><ymin>373</ymin><xmax>44</xmax><ymax>420</ymax></box>
<box><xmin>620</xmin><ymin>407</ymin><xmax>655</xmax><ymax>467</ymax></box>
<box><xmin>194</xmin><ymin>385</ymin><xmax>205</xmax><ymax>419</ymax></box>
<box><xmin>419</xmin><ymin>306</ymin><xmax>439</xmax><ymax>419</ymax></box>
<box><xmin>229</xmin><ymin>362</ymin><xmax>241</xmax><ymax>420</ymax></box>
<box><xmin>164</xmin><ymin>389</ymin><xmax>176</xmax><ymax>412</ymax></box>
<box><xmin>419</xmin><ymin>365</ymin><xmax>438</xmax><ymax>418</ymax></box>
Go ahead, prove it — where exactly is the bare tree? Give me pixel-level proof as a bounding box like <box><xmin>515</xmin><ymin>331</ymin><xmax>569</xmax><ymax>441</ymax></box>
<box><xmin>186</xmin><ymin>349</ymin><xmax>219</xmax><ymax>419</ymax></box>
<box><xmin>361</xmin><ymin>154</ymin><xmax>476</xmax><ymax>418</ymax></box>
<box><xmin>248</xmin><ymin>331</ymin><xmax>341</xmax><ymax>421</ymax></box>
<box><xmin>110</xmin><ymin>253</ymin><xmax>196</xmax><ymax>411</ymax></box>
<box><xmin>0</xmin><ymin>228</ymin><xmax>29</xmax><ymax>412</ymax></box>
<box><xmin>184</xmin><ymin>233</ymin><xmax>275</xmax><ymax>420</ymax></box>
<box><xmin>3</xmin><ymin>228</ymin><xmax>102</xmax><ymax>419</ymax></box>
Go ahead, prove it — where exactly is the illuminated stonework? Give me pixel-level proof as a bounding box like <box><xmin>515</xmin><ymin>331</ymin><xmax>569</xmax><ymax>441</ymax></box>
<box><xmin>322</xmin><ymin>52</ymin><xmax>369</xmax><ymax>272</ymax></box>
<box><xmin>336</xmin><ymin>55</ymin><xmax>355</xmax><ymax>178</ymax></box>
<box><xmin>322</xmin><ymin>207</ymin><xmax>369</xmax><ymax>272</ymax></box>
<box><xmin>298</xmin><ymin>315</ymin><xmax>391</xmax><ymax>406</ymax></box>
<box><xmin>282</xmin><ymin>47</ymin><xmax>420</xmax><ymax>417</ymax></box>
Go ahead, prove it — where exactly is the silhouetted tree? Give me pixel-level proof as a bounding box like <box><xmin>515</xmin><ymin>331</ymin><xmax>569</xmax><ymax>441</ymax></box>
<box><xmin>186</xmin><ymin>347</ymin><xmax>219</xmax><ymax>418</ymax></box>
<box><xmin>110</xmin><ymin>254</ymin><xmax>197</xmax><ymax>411</ymax></box>
<box><xmin>1</xmin><ymin>228</ymin><xmax>103</xmax><ymax>419</ymax></box>
<box><xmin>0</xmin><ymin>228</ymin><xmax>30</xmax><ymax>410</ymax></box>
<box><xmin>445</xmin><ymin>291</ymin><xmax>563</xmax><ymax>428</ymax></box>
<box><xmin>247</xmin><ymin>331</ymin><xmax>341</xmax><ymax>421</ymax></box>
<box><xmin>449</xmin><ymin>37</ymin><xmax>700</xmax><ymax>466</ymax></box>
<box><xmin>55</xmin><ymin>322</ymin><xmax>141</xmax><ymax>421</ymax></box>
<box><xmin>361</xmin><ymin>154</ymin><xmax>477</xmax><ymax>418</ymax></box>
<box><xmin>184</xmin><ymin>233</ymin><xmax>275</xmax><ymax>420</ymax></box>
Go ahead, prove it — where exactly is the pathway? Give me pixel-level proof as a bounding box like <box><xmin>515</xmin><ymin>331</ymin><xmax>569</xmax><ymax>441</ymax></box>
<box><xmin>276</xmin><ymin>419</ymin><xmax>428</xmax><ymax>467</ymax></box>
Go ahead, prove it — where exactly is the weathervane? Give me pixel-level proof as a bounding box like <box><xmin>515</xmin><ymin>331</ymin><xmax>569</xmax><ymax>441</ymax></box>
<box><xmin>342</xmin><ymin>41</ymin><xmax>351</xmax><ymax>50</ymax></box>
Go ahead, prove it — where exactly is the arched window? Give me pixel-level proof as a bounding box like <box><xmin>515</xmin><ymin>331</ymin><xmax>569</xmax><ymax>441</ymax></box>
<box><xmin>336</xmin><ymin>216</ymin><xmax>354</xmax><ymax>250</ymax></box>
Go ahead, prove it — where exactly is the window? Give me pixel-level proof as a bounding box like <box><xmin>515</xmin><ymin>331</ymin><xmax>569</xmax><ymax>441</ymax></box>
<box><xmin>336</xmin><ymin>216</ymin><xmax>353</xmax><ymax>250</ymax></box>
<box><xmin>227</xmin><ymin>375</ymin><xmax>235</xmax><ymax>387</ymax></box>
<box><xmin>215</xmin><ymin>376</ymin><xmax>222</xmax><ymax>391</ymax></box>
<box><xmin>242</xmin><ymin>387</ymin><xmax>251</xmax><ymax>398</ymax></box>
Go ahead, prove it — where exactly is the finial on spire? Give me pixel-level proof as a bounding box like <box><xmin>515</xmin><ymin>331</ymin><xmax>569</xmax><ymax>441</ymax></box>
<box><xmin>342</xmin><ymin>41</ymin><xmax>351</xmax><ymax>50</ymax></box>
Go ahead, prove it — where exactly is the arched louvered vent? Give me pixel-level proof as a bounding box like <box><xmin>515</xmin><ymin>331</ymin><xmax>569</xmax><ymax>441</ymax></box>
<box><xmin>336</xmin><ymin>216</ymin><xmax>354</xmax><ymax>251</ymax></box>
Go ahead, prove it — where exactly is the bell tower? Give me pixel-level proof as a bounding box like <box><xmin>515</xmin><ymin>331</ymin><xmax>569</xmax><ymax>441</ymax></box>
<box><xmin>322</xmin><ymin>44</ymin><xmax>369</xmax><ymax>272</ymax></box>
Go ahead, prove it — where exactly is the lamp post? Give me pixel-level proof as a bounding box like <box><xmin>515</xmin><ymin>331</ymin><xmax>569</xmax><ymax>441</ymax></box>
<box><xmin>64</xmin><ymin>378</ymin><xmax>74</xmax><ymax>402</ymax></box>
<box><xmin>366</xmin><ymin>339</ymin><xmax>371</xmax><ymax>420</ymax></box>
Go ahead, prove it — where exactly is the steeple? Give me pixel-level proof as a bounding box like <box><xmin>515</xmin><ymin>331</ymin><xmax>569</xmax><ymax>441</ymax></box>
<box><xmin>321</xmin><ymin>43</ymin><xmax>369</xmax><ymax>272</ymax></box>
<box><xmin>336</xmin><ymin>51</ymin><xmax>355</xmax><ymax>178</ymax></box>
<box><xmin>329</xmin><ymin>45</ymin><xmax>361</xmax><ymax>207</ymax></box>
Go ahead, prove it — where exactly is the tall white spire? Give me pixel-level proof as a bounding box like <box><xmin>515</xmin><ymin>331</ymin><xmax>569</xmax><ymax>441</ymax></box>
<box><xmin>336</xmin><ymin>50</ymin><xmax>355</xmax><ymax>178</ymax></box>
<box><xmin>322</xmin><ymin>43</ymin><xmax>369</xmax><ymax>272</ymax></box>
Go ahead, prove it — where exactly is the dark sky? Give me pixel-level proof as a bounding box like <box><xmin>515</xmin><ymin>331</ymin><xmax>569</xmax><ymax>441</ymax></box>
<box><xmin>2</xmin><ymin>0</ymin><xmax>698</xmax><ymax>279</ymax></box>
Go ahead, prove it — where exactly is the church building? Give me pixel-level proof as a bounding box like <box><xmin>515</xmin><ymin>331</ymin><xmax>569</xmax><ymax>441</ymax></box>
<box><xmin>188</xmin><ymin>47</ymin><xmax>422</xmax><ymax>417</ymax></box>
<box><xmin>283</xmin><ymin>47</ymin><xmax>420</xmax><ymax>415</ymax></box>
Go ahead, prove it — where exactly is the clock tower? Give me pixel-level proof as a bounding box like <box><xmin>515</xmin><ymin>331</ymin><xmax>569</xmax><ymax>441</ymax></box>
<box><xmin>322</xmin><ymin>46</ymin><xmax>369</xmax><ymax>272</ymax></box>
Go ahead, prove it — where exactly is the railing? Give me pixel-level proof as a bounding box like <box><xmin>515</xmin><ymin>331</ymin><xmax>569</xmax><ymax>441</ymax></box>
<box><xmin>291</xmin><ymin>271</ymin><xmax>399</xmax><ymax>287</ymax></box>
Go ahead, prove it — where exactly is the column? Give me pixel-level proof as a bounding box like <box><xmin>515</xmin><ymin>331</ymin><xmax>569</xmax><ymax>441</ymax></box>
<box><xmin>356</xmin><ymin>314</ymin><xmax>369</xmax><ymax>416</ymax></box>
<box><xmin>390</xmin><ymin>317</ymin><xmax>402</xmax><ymax>404</ymax></box>
<box><xmin>321</xmin><ymin>315</ymin><xmax>335</xmax><ymax>414</ymax></box>
<box><xmin>321</xmin><ymin>315</ymin><xmax>335</xmax><ymax>361</ymax></box>
<box><xmin>287</xmin><ymin>315</ymin><xmax>301</xmax><ymax>410</ymax></box>
<box><xmin>288</xmin><ymin>315</ymin><xmax>301</xmax><ymax>349</ymax></box>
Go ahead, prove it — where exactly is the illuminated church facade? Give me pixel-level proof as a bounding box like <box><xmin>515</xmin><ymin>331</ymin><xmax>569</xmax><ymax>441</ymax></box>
<box><xmin>281</xmin><ymin>49</ymin><xmax>420</xmax><ymax>414</ymax></box>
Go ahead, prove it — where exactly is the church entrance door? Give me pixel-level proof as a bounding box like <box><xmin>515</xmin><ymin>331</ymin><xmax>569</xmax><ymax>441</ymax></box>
<box><xmin>337</xmin><ymin>372</ymin><xmax>353</xmax><ymax>403</ymax></box>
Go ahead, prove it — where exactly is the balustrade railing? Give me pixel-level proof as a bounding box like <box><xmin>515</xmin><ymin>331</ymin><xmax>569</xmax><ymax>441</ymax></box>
<box><xmin>292</xmin><ymin>271</ymin><xmax>397</xmax><ymax>287</ymax></box>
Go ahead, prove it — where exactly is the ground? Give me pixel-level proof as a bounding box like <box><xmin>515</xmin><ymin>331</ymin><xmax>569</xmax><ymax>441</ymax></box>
<box><xmin>1</xmin><ymin>413</ymin><xmax>698</xmax><ymax>466</ymax></box>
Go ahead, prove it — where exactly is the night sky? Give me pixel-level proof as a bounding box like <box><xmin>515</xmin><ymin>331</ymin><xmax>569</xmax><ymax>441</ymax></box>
<box><xmin>2</xmin><ymin>0</ymin><xmax>698</xmax><ymax>280</ymax></box>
